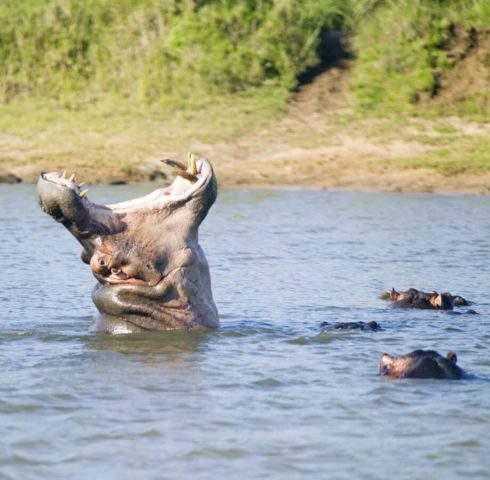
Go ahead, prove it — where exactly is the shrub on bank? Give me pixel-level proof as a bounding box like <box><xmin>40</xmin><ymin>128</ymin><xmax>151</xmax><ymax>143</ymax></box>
<box><xmin>351</xmin><ymin>0</ymin><xmax>490</xmax><ymax>113</ymax></box>
<box><xmin>0</xmin><ymin>0</ymin><xmax>347</xmax><ymax>104</ymax></box>
<box><xmin>0</xmin><ymin>0</ymin><xmax>488</xmax><ymax>114</ymax></box>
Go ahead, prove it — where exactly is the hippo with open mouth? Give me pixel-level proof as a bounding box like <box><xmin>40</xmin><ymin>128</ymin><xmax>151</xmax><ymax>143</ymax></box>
<box><xmin>37</xmin><ymin>154</ymin><xmax>219</xmax><ymax>333</ymax></box>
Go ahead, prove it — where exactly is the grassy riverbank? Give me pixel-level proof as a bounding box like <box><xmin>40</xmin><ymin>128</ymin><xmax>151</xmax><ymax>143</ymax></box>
<box><xmin>0</xmin><ymin>0</ymin><xmax>489</xmax><ymax>191</ymax></box>
<box><xmin>2</xmin><ymin>93</ymin><xmax>489</xmax><ymax>193</ymax></box>
<box><xmin>0</xmin><ymin>89</ymin><xmax>287</xmax><ymax>182</ymax></box>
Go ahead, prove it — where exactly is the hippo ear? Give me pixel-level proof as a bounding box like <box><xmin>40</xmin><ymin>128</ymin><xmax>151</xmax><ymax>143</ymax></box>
<box><xmin>446</xmin><ymin>351</ymin><xmax>458</xmax><ymax>364</ymax></box>
<box><xmin>380</xmin><ymin>353</ymin><xmax>393</xmax><ymax>365</ymax></box>
<box><xmin>379</xmin><ymin>353</ymin><xmax>393</xmax><ymax>375</ymax></box>
<box><xmin>432</xmin><ymin>294</ymin><xmax>443</xmax><ymax>307</ymax></box>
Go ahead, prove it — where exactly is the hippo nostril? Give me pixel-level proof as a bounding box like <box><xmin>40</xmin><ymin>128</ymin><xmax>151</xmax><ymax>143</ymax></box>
<box><xmin>380</xmin><ymin>366</ymin><xmax>390</xmax><ymax>376</ymax></box>
<box><xmin>50</xmin><ymin>205</ymin><xmax>64</xmax><ymax>220</ymax></box>
<box><xmin>111</xmin><ymin>268</ymin><xmax>121</xmax><ymax>275</ymax></box>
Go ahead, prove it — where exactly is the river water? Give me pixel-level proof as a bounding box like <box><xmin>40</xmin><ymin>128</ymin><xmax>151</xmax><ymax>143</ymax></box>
<box><xmin>1</xmin><ymin>184</ymin><xmax>489</xmax><ymax>480</ymax></box>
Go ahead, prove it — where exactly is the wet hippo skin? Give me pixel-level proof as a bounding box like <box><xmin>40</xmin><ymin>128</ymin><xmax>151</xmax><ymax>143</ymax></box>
<box><xmin>321</xmin><ymin>321</ymin><xmax>381</xmax><ymax>331</ymax></box>
<box><xmin>37</xmin><ymin>154</ymin><xmax>219</xmax><ymax>333</ymax></box>
<box><xmin>379</xmin><ymin>350</ymin><xmax>464</xmax><ymax>379</ymax></box>
<box><xmin>381</xmin><ymin>288</ymin><xmax>470</xmax><ymax>310</ymax></box>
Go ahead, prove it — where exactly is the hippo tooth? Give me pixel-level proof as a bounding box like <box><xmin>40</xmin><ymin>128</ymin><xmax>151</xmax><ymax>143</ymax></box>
<box><xmin>188</xmin><ymin>152</ymin><xmax>198</xmax><ymax>175</ymax></box>
<box><xmin>79</xmin><ymin>189</ymin><xmax>88</xmax><ymax>198</ymax></box>
<box><xmin>78</xmin><ymin>182</ymin><xmax>86</xmax><ymax>188</ymax></box>
<box><xmin>69</xmin><ymin>174</ymin><xmax>76</xmax><ymax>182</ymax></box>
<box><xmin>62</xmin><ymin>170</ymin><xmax>67</xmax><ymax>178</ymax></box>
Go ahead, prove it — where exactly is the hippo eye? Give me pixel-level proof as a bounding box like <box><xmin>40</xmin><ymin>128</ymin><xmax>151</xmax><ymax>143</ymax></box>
<box><xmin>98</xmin><ymin>258</ymin><xmax>107</xmax><ymax>267</ymax></box>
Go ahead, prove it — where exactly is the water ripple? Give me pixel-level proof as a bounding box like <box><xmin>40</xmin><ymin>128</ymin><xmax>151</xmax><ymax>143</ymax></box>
<box><xmin>1</xmin><ymin>186</ymin><xmax>490</xmax><ymax>479</ymax></box>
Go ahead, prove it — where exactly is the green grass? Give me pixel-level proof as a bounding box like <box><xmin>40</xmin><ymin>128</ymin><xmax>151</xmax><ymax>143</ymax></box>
<box><xmin>389</xmin><ymin>129</ymin><xmax>490</xmax><ymax>175</ymax></box>
<box><xmin>1</xmin><ymin>0</ymin><xmax>489</xmax><ymax>114</ymax></box>
<box><xmin>350</xmin><ymin>0</ymin><xmax>490</xmax><ymax>114</ymax></box>
<box><xmin>0</xmin><ymin>86</ymin><xmax>288</xmax><ymax>179</ymax></box>
<box><xmin>0</xmin><ymin>0</ymin><xmax>349</xmax><ymax>104</ymax></box>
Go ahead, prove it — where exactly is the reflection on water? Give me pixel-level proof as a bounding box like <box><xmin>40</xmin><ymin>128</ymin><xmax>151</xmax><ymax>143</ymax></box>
<box><xmin>0</xmin><ymin>184</ymin><xmax>490</xmax><ymax>480</ymax></box>
<box><xmin>87</xmin><ymin>330</ymin><xmax>212</xmax><ymax>366</ymax></box>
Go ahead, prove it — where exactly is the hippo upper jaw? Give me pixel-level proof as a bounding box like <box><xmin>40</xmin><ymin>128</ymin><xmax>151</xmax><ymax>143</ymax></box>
<box><xmin>37</xmin><ymin>158</ymin><xmax>216</xmax><ymax>244</ymax></box>
<box><xmin>37</xmin><ymin>156</ymin><xmax>219</xmax><ymax>332</ymax></box>
<box><xmin>37</xmin><ymin>171</ymin><xmax>126</xmax><ymax>260</ymax></box>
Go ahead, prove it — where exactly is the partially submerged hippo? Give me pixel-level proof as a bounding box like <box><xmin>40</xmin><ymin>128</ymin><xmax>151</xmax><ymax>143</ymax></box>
<box><xmin>320</xmin><ymin>321</ymin><xmax>381</xmax><ymax>331</ymax></box>
<box><xmin>381</xmin><ymin>288</ymin><xmax>469</xmax><ymax>310</ymax></box>
<box><xmin>37</xmin><ymin>154</ymin><xmax>219</xmax><ymax>332</ymax></box>
<box><xmin>379</xmin><ymin>350</ymin><xmax>464</xmax><ymax>379</ymax></box>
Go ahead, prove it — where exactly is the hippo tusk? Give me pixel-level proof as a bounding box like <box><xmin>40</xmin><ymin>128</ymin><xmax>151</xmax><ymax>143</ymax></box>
<box><xmin>79</xmin><ymin>189</ymin><xmax>89</xmax><ymax>198</ymax></box>
<box><xmin>188</xmin><ymin>152</ymin><xmax>198</xmax><ymax>175</ymax></box>
<box><xmin>161</xmin><ymin>158</ymin><xmax>198</xmax><ymax>183</ymax></box>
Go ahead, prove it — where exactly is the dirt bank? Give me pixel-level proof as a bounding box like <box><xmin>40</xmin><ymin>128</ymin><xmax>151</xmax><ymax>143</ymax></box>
<box><xmin>193</xmin><ymin>59</ymin><xmax>490</xmax><ymax>195</ymax></box>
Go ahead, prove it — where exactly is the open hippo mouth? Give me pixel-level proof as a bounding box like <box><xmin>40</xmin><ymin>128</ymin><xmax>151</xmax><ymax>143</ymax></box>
<box><xmin>37</xmin><ymin>154</ymin><xmax>219</xmax><ymax>332</ymax></box>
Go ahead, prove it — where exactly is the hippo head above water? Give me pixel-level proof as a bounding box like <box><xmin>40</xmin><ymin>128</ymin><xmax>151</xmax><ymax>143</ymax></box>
<box><xmin>37</xmin><ymin>155</ymin><xmax>219</xmax><ymax>333</ymax></box>
<box><xmin>380</xmin><ymin>287</ymin><xmax>467</xmax><ymax>310</ymax></box>
<box><xmin>379</xmin><ymin>350</ymin><xmax>463</xmax><ymax>379</ymax></box>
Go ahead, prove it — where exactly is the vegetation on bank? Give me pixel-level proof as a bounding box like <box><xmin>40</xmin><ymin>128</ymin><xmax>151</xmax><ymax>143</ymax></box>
<box><xmin>1</xmin><ymin>0</ymin><xmax>489</xmax><ymax>111</ymax></box>
<box><xmin>0</xmin><ymin>0</ymin><xmax>489</xmax><ymax>182</ymax></box>
<box><xmin>0</xmin><ymin>90</ymin><xmax>288</xmax><ymax>181</ymax></box>
<box><xmin>352</xmin><ymin>0</ymin><xmax>490</xmax><ymax>114</ymax></box>
<box><xmin>0</xmin><ymin>0</ymin><xmax>348</xmax><ymax>105</ymax></box>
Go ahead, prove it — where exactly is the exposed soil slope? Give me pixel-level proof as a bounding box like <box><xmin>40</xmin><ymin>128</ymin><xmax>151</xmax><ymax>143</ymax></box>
<box><xmin>430</xmin><ymin>27</ymin><xmax>490</xmax><ymax>107</ymax></box>
<box><xmin>207</xmin><ymin>51</ymin><xmax>490</xmax><ymax>194</ymax></box>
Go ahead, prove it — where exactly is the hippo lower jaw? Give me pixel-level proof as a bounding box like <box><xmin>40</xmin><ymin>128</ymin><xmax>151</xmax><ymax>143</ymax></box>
<box><xmin>91</xmin><ymin>263</ymin><xmax>219</xmax><ymax>331</ymax></box>
<box><xmin>37</xmin><ymin>155</ymin><xmax>219</xmax><ymax>332</ymax></box>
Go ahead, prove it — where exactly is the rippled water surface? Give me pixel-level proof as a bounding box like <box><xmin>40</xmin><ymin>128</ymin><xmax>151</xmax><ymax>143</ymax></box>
<box><xmin>1</xmin><ymin>184</ymin><xmax>490</xmax><ymax>480</ymax></box>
